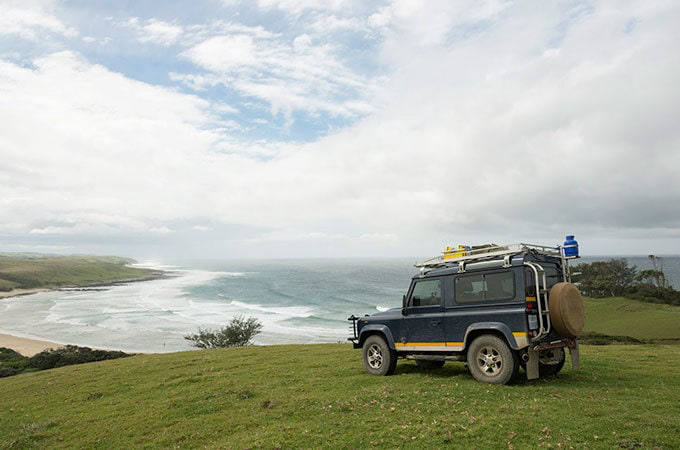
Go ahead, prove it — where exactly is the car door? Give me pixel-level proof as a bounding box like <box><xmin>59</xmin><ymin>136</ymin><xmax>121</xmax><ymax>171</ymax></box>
<box><xmin>399</xmin><ymin>277</ymin><xmax>446</xmax><ymax>351</ymax></box>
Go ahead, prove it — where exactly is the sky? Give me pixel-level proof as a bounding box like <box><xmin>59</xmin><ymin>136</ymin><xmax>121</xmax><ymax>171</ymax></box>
<box><xmin>1</xmin><ymin>0</ymin><xmax>679</xmax><ymax>259</ymax></box>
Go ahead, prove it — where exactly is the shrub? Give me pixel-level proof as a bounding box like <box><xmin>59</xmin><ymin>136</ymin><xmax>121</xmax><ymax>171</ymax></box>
<box><xmin>573</xmin><ymin>257</ymin><xmax>680</xmax><ymax>306</ymax></box>
<box><xmin>0</xmin><ymin>366</ymin><xmax>20</xmax><ymax>377</ymax></box>
<box><xmin>572</xmin><ymin>259</ymin><xmax>636</xmax><ymax>297</ymax></box>
<box><xmin>0</xmin><ymin>345</ymin><xmax>131</xmax><ymax>378</ymax></box>
<box><xmin>0</xmin><ymin>347</ymin><xmax>24</xmax><ymax>362</ymax></box>
<box><xmin>28</xmin><ymin>345</ymin><xmax>130</xmax><ymax>371</ymax></box>
<box><xmin>636</xmin><ymin>269</ymin><xmax>667</xmax><ymax>289</ymax></box>
<box><xmin>185</xmin><ymin>315</ymin><xmax>263</xmax><ymax>349</ymax></box>
<box><xmin>627</xmin><ymin>285</ymin><xmax>680</xmax><ymax>306</ymax></box>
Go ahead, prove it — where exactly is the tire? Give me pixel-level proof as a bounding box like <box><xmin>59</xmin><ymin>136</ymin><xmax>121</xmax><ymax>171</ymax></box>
<box><xmin>466</xmin><ymin>334</ymin><xmax>517</xmax><ymax>385</ymax></box>
<box><xmin>539</xmin><ymin>347</ymin><xmax>566</xmax><ymax>377</ymax></box>
<box><xmin>362</xmin><ymin>335</ymin><xmax>397</xmax><ymax>376</ymax></box>
<box><xmin>415</xmin><ymin>359</ymin><xmax>445</xmax><ymax>370</ymax></box>
<box><xmin>549</xmin><ymin>282</ymin><xmax>585</xmax><ymax>338</ymax></box>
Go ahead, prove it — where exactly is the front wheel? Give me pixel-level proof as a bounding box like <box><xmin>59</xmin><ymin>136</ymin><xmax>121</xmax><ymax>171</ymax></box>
<box><xmin>362</xmin><ymin>335</ymin><xmax>397</xmax><ymax>376</ymax></box>
<box><xmin>466</xmin><ymin>334</ymin><xmax>517</xmax><ymax>385</ymax></box>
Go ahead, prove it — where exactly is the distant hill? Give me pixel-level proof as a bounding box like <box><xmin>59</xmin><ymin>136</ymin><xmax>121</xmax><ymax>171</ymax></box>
<box><xmin>0</xmin><ymin>254</ymin><xmax>163</xmax><ymax>292</ymax></box>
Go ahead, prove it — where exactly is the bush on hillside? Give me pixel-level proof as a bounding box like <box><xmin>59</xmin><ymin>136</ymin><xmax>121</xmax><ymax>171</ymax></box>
<box><xmin>28</xmin><ymin>345</ymin><xmax>131</xmax><ymax>371</ymax></box>
<box><xmin>626</xmin><ymin>285</ymin><xmax>680</xmax><ymax>306</ymax></box>
<box><xmin>572</xmin><ymin>258</ymin><xmax>637</xmax><ymax>297</ymax></box>
<box><xmin>636</xmin><ymin>269</ymin><xmax>668</xmax><ymax>289</ymax></box>
<box><xmin>0</xmin><ymin>345</ymin><xmax>132</xmax><ymax>378</ymax></box>
<box><xmin>185</xmin><ymin>316</ymin><xmax>263</xmax><ymax>349</ymax></box>
<box><xmin>573</xmin><ymin>258</ymin><xmax>680</xmax><ymax>305</ymax></box>
<box><xmin>0</xmin><ymin>347</ymin><xmax>24</xmax><ymax>362</ymax></box>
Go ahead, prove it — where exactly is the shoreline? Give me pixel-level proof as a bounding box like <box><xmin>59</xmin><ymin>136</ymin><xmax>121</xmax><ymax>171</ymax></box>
<box><xmin>0</xmin><ymin>271</ymin><xmax>174</xmax><ymax>355</ymax></box>
<box><xmin>0</xmin><ymin>288</ymin><xmax>51</xmax><ymax>299</ymax></box>
<box><xmin>0</xmin><ymin>333</ymin><xmax>63</xmax><ymax>356</ymax></box>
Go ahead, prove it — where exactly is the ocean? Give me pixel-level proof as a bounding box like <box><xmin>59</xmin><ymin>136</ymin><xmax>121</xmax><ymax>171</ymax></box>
<box><xmin>1</xmin><ymin>256</ymin><xmax>678</xmax><ymax>353</ymax></box>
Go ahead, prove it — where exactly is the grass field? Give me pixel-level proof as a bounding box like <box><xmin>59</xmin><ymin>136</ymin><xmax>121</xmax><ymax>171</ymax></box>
<box><xmin>584</xmin><ymin>296</ymin><xmax>680</xmax><ymax>341</ymax></box>
<box><xmin>1</xmin><ymin>343</ymin><xmax>679</xmax><ymax>448</ymax></box>
<box><xmin>0</xmin><ymin>255</ymin><xmax>162</xmax><ymax>292</ymax></box>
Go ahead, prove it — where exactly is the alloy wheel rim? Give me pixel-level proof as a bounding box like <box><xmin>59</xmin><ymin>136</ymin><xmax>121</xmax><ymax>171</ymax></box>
<box><xmin>367</xmin><ymin>344</ymin><xmax>383</xmax><ymax>369</ymax></box>
<box><xmin>477</xmin><ymin>346</ymin><xmax>502</xmax><ymax>375</ymax></box>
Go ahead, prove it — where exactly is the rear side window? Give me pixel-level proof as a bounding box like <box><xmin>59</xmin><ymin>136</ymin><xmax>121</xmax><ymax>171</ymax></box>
<box><xmin>524</xmin><ymin>265</ymin><xmax>561</xmax><ymax>296</ymax></box>
<box><xmin>409</xmin><ymin>279</ymin><xmax>442</xmax><ymax>307</ymax></box>
<box><xmin>454</xmin><ymin>271</ymin><xmax>515</xmax><ymax>304</ymax></box>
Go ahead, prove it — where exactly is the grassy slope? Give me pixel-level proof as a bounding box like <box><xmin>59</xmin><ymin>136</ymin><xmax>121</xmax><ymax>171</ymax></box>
<box><xmin>584</xmin><ymin>296</ymin><xmax>680</xmax><ymax>341</ymax></box>
<box><xmin>0</xmin><ymin>255</ymin><xmax>161</xmax><ymax>291</ymax></box>
<box><xmin>1</xmin><ymin>344</ymin><xmax>679</xmax><ymax>448</ymax></box>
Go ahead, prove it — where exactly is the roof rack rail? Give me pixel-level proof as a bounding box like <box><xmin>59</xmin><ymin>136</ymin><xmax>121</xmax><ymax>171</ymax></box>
<box><xmin>415</xmin><ymin>243</ymin><xmax>563</xmax><ymax>269</ymax></box>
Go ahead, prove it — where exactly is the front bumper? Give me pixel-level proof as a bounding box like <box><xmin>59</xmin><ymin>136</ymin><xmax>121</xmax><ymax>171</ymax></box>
<box><xmin>347</xmin><ymin>315</ymin><xmax>360</xmax><ymax>348</ymax></box>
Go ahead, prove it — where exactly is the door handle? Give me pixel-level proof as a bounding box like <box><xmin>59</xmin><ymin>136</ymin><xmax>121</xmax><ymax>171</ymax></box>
<box><xmin>430</xmin><ymin>320</ymin><xmax>441</xmax><ymax>326</ymax></box>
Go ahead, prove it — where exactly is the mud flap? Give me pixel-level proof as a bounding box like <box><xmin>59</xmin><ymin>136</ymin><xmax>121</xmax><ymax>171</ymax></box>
<box><xmin>526</xmin><ymin>348</ymin><xmax>539</xmax><ymax>380</ymax></box>
<box><xmin>568</xmin><ymin>341</ymin><xmax>580</xmax><ymax>370</ymax></box>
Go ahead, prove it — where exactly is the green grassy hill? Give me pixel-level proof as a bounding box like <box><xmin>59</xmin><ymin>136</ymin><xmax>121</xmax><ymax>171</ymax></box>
<box><xmin>1</xmin><ymin>344</ymin><xmax>679</xmax><ymax>448</ymax></box>
<box><xmin>584</xmin><ymin>296</ymin><xmax>680</xmax><ymax>341</ymax></box>
<box><xmin>0</xmin><ymin>255</ymin><xmax>163</xmax><ymax>292</ymax></box>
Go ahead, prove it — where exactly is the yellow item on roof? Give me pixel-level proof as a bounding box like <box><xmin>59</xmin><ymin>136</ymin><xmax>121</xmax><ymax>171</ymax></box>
<box><xmin>443</xmin><ymin>245</ymin><xmax>468</xmax><ymax>259</ymax></box>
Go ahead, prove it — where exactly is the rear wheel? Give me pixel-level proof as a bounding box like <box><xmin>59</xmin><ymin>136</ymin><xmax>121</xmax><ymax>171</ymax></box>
<box><xmin>539</xmin><ymin>348</ymin><xmax>566</xmax><ymax>377</ymax></box>
<box><xmin>362</xmin><ymin>335</ymin><xmax>397</xmax><ymax>376</ymax></box>
<box><xmin>415</xmin><ymin>359</ymin><xmax>445</xmax><ymax>370</ymax></box>
<box><xmin>466</xmin><ymin>334</ymin><xmax>517</xmax><ymax>385</ymax></box>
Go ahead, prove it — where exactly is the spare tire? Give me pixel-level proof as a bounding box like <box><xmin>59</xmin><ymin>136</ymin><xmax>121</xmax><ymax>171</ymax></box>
<box><xmin>548</xmin><ymin>282</ymin><xmax>585</xmax><ymax>338</ymax></box>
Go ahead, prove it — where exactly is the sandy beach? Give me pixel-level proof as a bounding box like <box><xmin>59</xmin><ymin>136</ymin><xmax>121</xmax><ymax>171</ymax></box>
<box><xmin>0</xmin><ymin>288</ymin><xmax>50</xmax><ymax>299</ymax></box>
<box><xmin>0</xmin><ymin>333</ymin><xmax>62</xmax><ymax>356</ymax></box>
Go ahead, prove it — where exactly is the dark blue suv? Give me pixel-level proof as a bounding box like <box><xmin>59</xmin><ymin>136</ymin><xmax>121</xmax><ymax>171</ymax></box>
<box><xmin>349</xmin><ymin>244</ymin><xmax>585</xmax><ymax>384</ymax></box>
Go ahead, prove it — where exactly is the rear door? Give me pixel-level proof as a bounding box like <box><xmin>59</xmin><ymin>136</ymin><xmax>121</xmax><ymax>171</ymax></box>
<box><xmin>398</xmin><ymin>277</ymin><xmax>446</xmax><ymax>351</ymax></box>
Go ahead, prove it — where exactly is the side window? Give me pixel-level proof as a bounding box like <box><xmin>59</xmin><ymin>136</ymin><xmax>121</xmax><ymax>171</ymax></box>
<box><xmin>455</xmin><ymin>274</ymin><xmax>485</xmax><ymax>303</ymax></box>
<box><xmin>525</xmin><ymin>265</ymin><xmax>560</xmax><ymax>296</ymax></box>
<box><xmin>454</xmin><ymin>271</ymin><xmax>515</xmax><ymax>304</ymax></box>
<box><xmin>524</xmin><ymin>268</ymin><xmax>537</xmax><ymax>296</ymax></box>
<box><xmin>545</xmin><ymin>267</ymin><xmax>560</xmax><ymax>289</ymax></box>
<box><xmin>408</xmin><ymin>279</ymin><xmax>441</xmax><ymax>307</ymax></box>
<box><xmin>485</xmin><ymin>272</ymin><xmax>515</xmax><ymax>300</ymax></box>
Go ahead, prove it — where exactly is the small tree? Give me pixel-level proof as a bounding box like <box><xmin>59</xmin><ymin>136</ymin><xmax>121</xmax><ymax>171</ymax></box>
<box><xmin>185</xmin><ymin>315</ymin><xmax>263</xmax><ymax>349</ymax></box>
<box><xmin>572</xmin><ymin>259</ymin><xmax>636</xmax><ymax>297</ymax></box>
<box><xmin>636</xmin><ymin>269</ymin><xmax>667</xmax><ymax>289</ymax></box>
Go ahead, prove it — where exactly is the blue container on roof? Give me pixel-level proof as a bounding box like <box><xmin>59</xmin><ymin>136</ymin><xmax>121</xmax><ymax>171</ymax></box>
<box><xmin>563</xmin><ymin>235</ymin><xmax>579</xmax><ymax>257</ymax></box>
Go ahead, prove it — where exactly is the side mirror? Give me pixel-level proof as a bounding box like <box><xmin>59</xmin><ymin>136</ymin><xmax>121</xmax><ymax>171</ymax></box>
<box><xmin>401</xmin><ymin>307</ymin><xmax>408</xmax><ymax>316</ymax></box>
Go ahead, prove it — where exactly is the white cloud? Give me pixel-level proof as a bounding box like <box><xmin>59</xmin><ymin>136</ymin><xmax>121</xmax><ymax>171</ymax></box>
<box><xmin>123</xmin><ymin>17</ymin><xmax>184</xmax><ymax>46</ymax></box>
<box><xmin>0</xmin><ymin>0</ymin><xmax>76</xmax><ymax>40</ymax></box>
<box><xmin>308</xmin><ymin>15</ymin><xmax>364</xmax><ymax>33</ymax></box>
<box><xmin>180</xmin><ymin>30</ymin><xmax>371</xmax><ymax>119</ymax></box>
<box><xmin>256</xmin><ymin>0</ymin><xmax>351</xmax><ymax>15</ymax></box>
<box><xmin>149</xmin><ymin>226</ymin><xmax>174</xmax><ymax>234</ymax></box>
<box><xmin>185</xmin><ymin>35</ymin><xmax>257</xmax><ymax>69</ymax></box>
<box><xmin>0</xmin><ymin>51</ymin><xmax>231</xmax><ymax>234</ymax></box>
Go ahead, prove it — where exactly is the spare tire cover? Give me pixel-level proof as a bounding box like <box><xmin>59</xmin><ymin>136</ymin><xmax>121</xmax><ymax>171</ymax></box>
<box><xmin>548</xmin><ymin>282</ymin><xmax>585</xmax><ymax>338</ymax></box>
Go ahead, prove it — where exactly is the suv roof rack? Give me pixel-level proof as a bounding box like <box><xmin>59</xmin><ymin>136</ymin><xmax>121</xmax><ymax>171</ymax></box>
<box><xmin>415</xmin><ymin>243</ymin><xmax>567</xmax><ymax>270</ymax></box>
